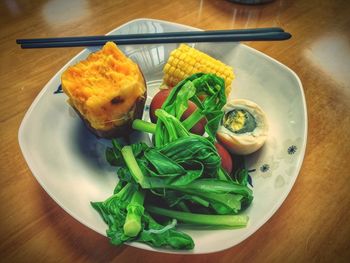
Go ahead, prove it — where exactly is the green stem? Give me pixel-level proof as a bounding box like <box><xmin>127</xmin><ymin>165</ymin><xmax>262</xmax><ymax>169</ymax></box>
<box><xmin>190</xmin><ymin>195</ymin><xmax>210</xmax><ymax>207</ymax></box>
<box><xmin>123</xmin><ymin>190</ymin><xmax>145</xmax><ymax>237</ymax></box>
<box><xmin>132</xmin><ymin>119</ymin><xmax>156</xmax><ymax>134</ymax></box>
<box><xmin>183</xmin><ymin>179</ymin><xmax>253</xmax><ymax>198</ymax></box>
<box><xmin>182</xmin><ymin>108</ymin><xmax>203</xmax><ymax>131</ymax></box>
<box><xmin>147</xmin><ymin>205</ymin><xmax>248</xmax><ymax>228</ymax></box>
<box><xmin>121</xmin><ymin>146</ymin><xmax>148</xmax><ymax>188</ymax></box>
<box><xmin>105</xmin><ymin>183</ymin><xmax>133</xmax><ymax>204</ymax></box>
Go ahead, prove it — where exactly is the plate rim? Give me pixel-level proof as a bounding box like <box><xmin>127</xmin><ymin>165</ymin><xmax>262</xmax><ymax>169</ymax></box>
<box><xmin>18</xmin><ymin>18</ymin><xmax>308</xmax><ymax>254</ymax></box>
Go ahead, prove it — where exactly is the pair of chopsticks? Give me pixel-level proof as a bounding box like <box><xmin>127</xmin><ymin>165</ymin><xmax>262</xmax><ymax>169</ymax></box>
<box><xmin>16</xmin><ymin>27</ymin><xmax>291</xmax><ymax>49</ymax></box>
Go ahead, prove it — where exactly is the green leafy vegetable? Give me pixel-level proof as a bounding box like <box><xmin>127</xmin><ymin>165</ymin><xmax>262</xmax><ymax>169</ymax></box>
<box><xmin>91</xmin><ymin>183</ymin><xmax>135</xmax><ymax>245</ymax></box>
<box><xmin>134</xmin><ymin>73</ymin><xmax>227</xmax><ymax>146</ymax></box>
<box><xmin>91</xmin><ymin>73</ymin><xmax>254</xmax><ymax>251</ymax></box>
<box><xmin>91</xmin><ymin>171</ymin><xmax>194</xmax><ymax>250</ymax></box>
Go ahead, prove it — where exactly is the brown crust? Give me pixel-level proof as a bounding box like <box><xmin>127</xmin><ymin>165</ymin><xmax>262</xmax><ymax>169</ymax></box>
<box><xmin>74</xmin><ymin>90</ymin><xmax>147</xmax><ymax>139</ymax></box>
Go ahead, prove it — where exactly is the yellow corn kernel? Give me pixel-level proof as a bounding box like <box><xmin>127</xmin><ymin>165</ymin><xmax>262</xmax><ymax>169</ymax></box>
<box><xmin>162</xmin><ymin>44</ymin><xmax>234</xmax><ymax>97</ymax></box>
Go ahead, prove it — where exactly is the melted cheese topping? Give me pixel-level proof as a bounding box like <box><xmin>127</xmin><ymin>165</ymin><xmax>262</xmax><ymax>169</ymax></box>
<box><xmin>61</xmin><ymin>42</ymin><xmax>146</xmax><ymax>130</ymax></box>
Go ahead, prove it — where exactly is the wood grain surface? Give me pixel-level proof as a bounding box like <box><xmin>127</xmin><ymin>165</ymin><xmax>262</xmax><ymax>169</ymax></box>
<box><xmin>1</xmin><ymin>0</ymin><xmax>349</xmax><ymax>262</ymax></box>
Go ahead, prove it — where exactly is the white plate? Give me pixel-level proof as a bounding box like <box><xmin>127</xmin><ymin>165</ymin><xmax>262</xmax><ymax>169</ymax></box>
<box><xmin>18</xmin><ymin>18</ymin><xmax>307</xmax><ymax>254</ymax></box>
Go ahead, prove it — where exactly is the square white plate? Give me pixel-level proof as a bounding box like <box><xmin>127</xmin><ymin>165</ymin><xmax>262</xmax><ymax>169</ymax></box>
<box><xmin>18</xmin><ymin>18</ymin><xmax>307</xmax><ymax>254</ymax></box>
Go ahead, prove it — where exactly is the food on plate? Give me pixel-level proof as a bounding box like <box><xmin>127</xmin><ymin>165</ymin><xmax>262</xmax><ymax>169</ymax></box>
<box><xmin>217</xmin><ymin>99</ymin><xmax>269</xmax><ymax>155</ymax></box>
<box><xmin>136</xmin><ymin>73</ymin><xmax>227</xmax><ymax>145</ymax></box>
<box><xmin>149</xmin><ymin>88</ymin><xmax>172</xmax><ymax>123</ymax></box>
<box><xmin>149</xmin><ymin>88</ymin><xmax>207</xmax><ymax>135</ymax></box>
<box><xmin>162</xmin><ymin>44</ymin><xmax>234</xmax><ymax>97</ymax></box>
<box><xmin>61</xmin><ymin>41</ymin><xmax>146</xmax><ymax>138</ymax></box>
<box><xmin>93</xmin><ymin>73</ymin><xmax>253</xmax><ymax>250</ymax></box>
<box><xmin>215</xmin><ymin>142</ymin><xmax>233</xmax><ymax>174</ymax></box>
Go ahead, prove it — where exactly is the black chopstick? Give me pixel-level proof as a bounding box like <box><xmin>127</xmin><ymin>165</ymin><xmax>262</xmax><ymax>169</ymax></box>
<box><xmin>17</xmin><ymin>30</ymin><xmax>291</xmax><ymax>49</ymax></box>
<box><xmin>16</xmin><ymin>27</ymin><xmax>285</xmax><ymax>44</ymax></box>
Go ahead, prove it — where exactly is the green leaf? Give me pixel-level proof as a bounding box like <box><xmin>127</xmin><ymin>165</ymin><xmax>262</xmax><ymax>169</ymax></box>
<box><xmin>105</xmin><ymin>147</ymin><xmax>121</xmax><ymax>166</ymax></box>
<box><xmin>159</xmin><ymin>136</ymin><xmax>220</xmax><ymax>176</ymax></box>
<box><xmin>234</xmin><ymin>169</ymin><xmax>250</xmax><ymax>186</ymax></box>
<box><xmin>170</xmin><ymin>170</ymin><xmax>203</xmax><ymax>186</ymax></box>
<box><xmin>144</xmin><ymin>148</ymin><xmax>186</xmax><ymax>176</ymax></box>
<box><xmin>163</xmin><ymin>190</ymin><xmax>210</xmax><ymax>208</ymax></box>
<box><xmin>173</xmin><ymin>80</ymin><xmax>196</xmax><ymax>119</ymax></box>
<box><xmin>138</xmin><ymin>213</ymin><xmax>194</xmax><ymax>250</ymax></box>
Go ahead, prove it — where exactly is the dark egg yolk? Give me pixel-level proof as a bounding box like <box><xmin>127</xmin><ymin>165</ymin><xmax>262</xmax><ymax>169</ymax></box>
<box><xmin>223</xmin><ymin>109</ymin><xmax>257</xmax><ymax>134</ymax></box>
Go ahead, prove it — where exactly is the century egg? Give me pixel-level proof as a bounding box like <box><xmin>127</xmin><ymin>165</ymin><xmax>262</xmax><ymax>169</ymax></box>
<box><xmin>217</xmin><ymin>99</ymin><xmax>268</xmax><ymax>155</ymax></box>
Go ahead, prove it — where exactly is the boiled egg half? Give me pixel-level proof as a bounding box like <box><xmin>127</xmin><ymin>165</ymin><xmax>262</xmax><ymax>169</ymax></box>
<box><xmin>217</xmin><ymin>99</ymin><xmax>268</xmax><ymax>155</ymax></box>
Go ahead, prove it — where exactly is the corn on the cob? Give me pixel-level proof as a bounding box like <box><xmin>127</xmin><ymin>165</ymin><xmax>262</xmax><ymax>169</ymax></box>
<box><xmin>163</xmin><ymin>44</ymin><xmax>234</xmax><ymax>97</ymax></box>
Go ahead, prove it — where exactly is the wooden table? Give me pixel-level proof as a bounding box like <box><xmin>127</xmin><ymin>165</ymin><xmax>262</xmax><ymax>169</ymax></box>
<box><xmin>1</xmin><ymin>0</ymin><xmax>349</xmax><ymax>262</ymax></box>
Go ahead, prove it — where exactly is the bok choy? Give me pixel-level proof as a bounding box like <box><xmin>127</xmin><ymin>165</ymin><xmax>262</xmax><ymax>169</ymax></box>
<box><xmin>91</xmin><ymin>73</ymin><xmax>253</xmax><ymax>250</ymax></box>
